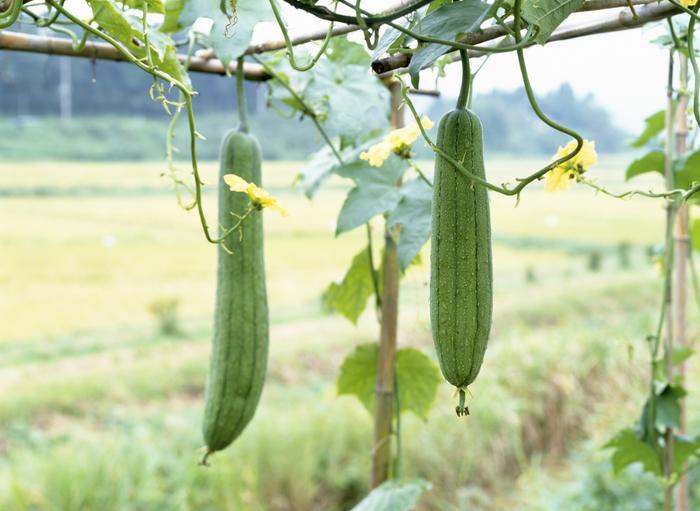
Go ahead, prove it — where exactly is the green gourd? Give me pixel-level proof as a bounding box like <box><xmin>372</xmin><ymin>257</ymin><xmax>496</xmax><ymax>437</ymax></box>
<box><xmin>430</xmin><ymin>106</ymin><xmax>492</xmax><ymax>417</ymax></box>
<box><xmin>202</xmin><ymin>125</ymin><xmax>269</xmax><ymax>461</ymax></box>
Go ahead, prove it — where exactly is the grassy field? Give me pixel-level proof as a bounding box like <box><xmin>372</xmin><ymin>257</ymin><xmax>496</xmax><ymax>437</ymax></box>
<box><xmin>0</xmin><ymin>157</ymin><xmax>695</xmax><ymax>510</ymax></box>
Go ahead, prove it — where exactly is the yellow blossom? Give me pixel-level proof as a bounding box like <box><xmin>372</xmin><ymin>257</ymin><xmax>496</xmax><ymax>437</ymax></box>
<box><xmin>360</xmin><ymin>116</ymin><xmax>434</xmax><ymax>167</ymax></box>
<box><xmin>544</xmin><ymin>139</ymin><xmax>597</xmax><ymax>192</ymax></box>
<box><xmin>681</xmin><ymin>0</ymin><xmax>697</xmax><ymax>7</ymax></box>
<box><xmin>223</xmin><ymin>174</ymin><xmax>288</xmax><ymax>216</ymax></box>
<box><xmin>360</xmin><ymin>141</ymin><xmax>392</xmax><ymax>167</ymax></box>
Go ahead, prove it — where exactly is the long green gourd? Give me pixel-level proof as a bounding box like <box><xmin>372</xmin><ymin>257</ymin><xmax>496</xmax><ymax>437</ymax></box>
<box><xmin>202</xmin><ymin>57</ymin><xmax>269</xmax><ymax>461</ymax></box>
<box><xmin>430</xmin><ymin>50</ymin><xmax>492</xmax><ymax>417</ymax></box>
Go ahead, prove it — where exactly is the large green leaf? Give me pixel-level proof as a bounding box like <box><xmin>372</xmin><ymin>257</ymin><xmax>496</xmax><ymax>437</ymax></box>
<box><xmin>351</xmin><ymin>480</ymin><xmax>431</xmax><ymax>511</ymax></box>
<box><xmin>625</xmin><ymin>150</ymin><xmax>664</xmax><ymax>181</ymax></box>
<box><xmin>387</xmin><ymin>177</ymin><xmax>432</xmax><ymax>271</ymax></box>
<box><xmin>178</xmin><ymin>0</ymin><xmax>272</xmax><ymax>66</ymax></box>
<box><xmin>337</xmin><ymin>343</ymin><xmax>442</xmax><ymax>419</ymax></box>
<box><xmin>335</xmin><ymin>156</ymin><xmax>409</xmax><ymax>235</ymax></box>
<box><xmin>521</xmin><ymin>0</ymin><xmax>585</xmax><ymax>45</ymax></box>
<box><xmin>161</xmin><ymin>0</ymin><xmax>186</xmax><ymax>32</ymax></box>
<box><xmin>323</xmin><ymin>247</ymin><xmax>377</xmax><ymax>324</ymax></box>
<box><xmin>89</xmin><ymin>0</ymin><xmax>188</xmax><ymax>87</ymax></box>
<box><xmin>266</xmin><ymin>54</ymin><xmax>389</xmax><ymax>143</ymax></box>
<box><xmin>407</xmin><ymin>0</ymin><xmax>490</xmax><ymax>87</ymax></box>
<box><xmin>630</xmin><ymin>110</ymin><xmax>666</xmax><ymax>148</ymax></box>
<box><xmin>605</xmin><ymin>428</ymin><xmax>661</xmax><ymax>476</ymax></box>
<box><xmin>676</xmin><ymin>149</ymin><xmax>700</xmax><ymax>189</ymax></box>
<box><xmin>655</xmin><ymin>383</ymin><xmax>686</xmax><ymax>429</ymax></box>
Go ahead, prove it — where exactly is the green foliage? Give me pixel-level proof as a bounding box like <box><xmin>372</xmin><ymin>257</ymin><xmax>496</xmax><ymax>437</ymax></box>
<box><xmin>178</xmin><ymin>0</ymin><xmax>272</xmax><ymax>66</ymax></box>
<box><xmin>265</xmin><ymin>39</ymin><xmax>389</xmax><ymax>144</ymax></box>
<box><xmin>675</xmin><ymin>148</ymin><xmax>700</xmax><ymax>188</ymax></box>
<box><xmin>625</xmin><ymin>150</ymin><xmax>664</xmax><ymax>181</ymax></box>
<box><xmin>630</xmin><ymin>110</ymin><xmax>666</xmax><ymax>148</ymax></box>
<box><xmin>387</xmin><ymin>177</ymin><xmax>433</xmax><ymax>271</ymax></box>
<box><xmin>350</xmin><ymin>480</ymin><xmax>431</xmax><ymax>511</ymax></box>
<box><xmin>89</xmin><ymin>0</ymin><xmax>188</xmax><ymax>87</ymax></box>
<box><xmin>521</xmin><ymin>0</ymin><xmax>585</xmax><ymax>44</ymax></box>
<box><xmin>336</xmin><ymin>343</ymin><xmax>442</xmax><ymax>419</ymax></box>
<box><xmin>323</xmin><ymin>247</ymin><xmax>378</xmax><ymax>325</ymax></box>
<box><xmin>336</xmin><ymin>157</ymin><xmax>409</xmax><ymax>235</ymax></box>
<box><xmin>605</xmin><ymin>428</ymin><xmax>661</xmax><ymax>476</ymax></box>
<box><xmin>407</xmin><ymin>0</ymin><xmax>490</xmax><ymax>87</ymax></box>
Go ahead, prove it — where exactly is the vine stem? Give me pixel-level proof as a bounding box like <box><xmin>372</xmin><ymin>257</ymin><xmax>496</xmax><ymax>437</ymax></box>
<box><xmin>236</xmin><ymin>56</ymin><xmax>250</xmax><ymax>133</ymax></box>
<box><xmin>456</xmin><ymin>50</ymin><xmax>470</xmax><ymax>110</ymax></box>
<box><xmin>268</xmin><ymin>0</ymin><xmax>336</xmax><ymax>72</ymax></box>
<box><xmin>43</xmin><ymin>0</ymin><xmax>250</xmax><ymax>245</ymax></box>
<box><xmin>336</xmin><ymin>0</ymin><xmax>539</xmax><ymax>54</ymax></box>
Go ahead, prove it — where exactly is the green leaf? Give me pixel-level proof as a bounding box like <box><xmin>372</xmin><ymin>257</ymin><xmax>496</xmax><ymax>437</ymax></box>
<box><xmin>161</xmin><ymin>0</ymin><xmax>186</xmax><ymax>32</ymax></box>
<box><xmin>630</xmin><ymin>110</ymin><xmax>665</xmax><ymax>148</ymax></box>
<box><xmin>323</xmin><ymin>247</ymin><xmax>377</xmax><ymax>324</ymax></box>
<box><xmin>351</xmin><ymin>480</ymin><xmax>431</xmax><ymax>511</ymax></box>
<box><xmin>656</xmin><ymin>383</ymin><xmax>686</xmax><ymax>429</ymax></box>
<box><xmin>327</xmin><ymin>37</ymin><xmax>371</xmax><ymax>66</ymax></box>
<box><xmin>407</xmin><ymin>0</ymin><xmax>490</xmax><ymax>87</ymax></box>
<box><xmin>89</xmin><ymin>0</ymin><xmax>188</xmax><ymax>87</ymax></box>
<box><xmin>672</xmin><ymin>346</ymin><xmax>694</xmax><ymax>365</ymax></box>
<box><xmin>123</xmin><ymin>0</ymin><xmax>165</xmax><ymax>14</ymax></box>
<box><xmin>396</xmin><ymin>348</ymin><xmax>443</xmax><ymax>418</ymax></box>
<box><xmin>179</xmin><ymin>0</ymin><xmax>272</xmax><ymax>67</ymax></box>
<box><xmin>336</xmin><ymin>156</ymin><xmax>408</xmax><ymax>235</ymax></box>
<box><xmin>428</xmin><ymin>0</ymin><xmax>452</xmax><ymax>13</ymax></box>
<box><xmin>387</xmin><ymin>177</ymin><xmax>432</xmax><ymax>271</ymax></box>
<box><xmin>605</xmin><ymin>428</ymin><xmax>661</xmax><ymax>476</ymax></box>
<box><xmin>266</xmin><ymin>57</ymin><xmax>390</xmax><ymax>143</ymax></box>
<box><xmin>521</xmin><ymin>0</ymin><xmax>585</xmax><ymax>45</ymax></box>
<box><xmin>625</xmin><ymin>150</ymin><xmax>664</xmax><ymax>181</ymax></box>
<box><xmin>676</xmin><ymin>149</ymin><xmax>700</xmax><ymax>190</ymax></box>
<box><xmin>337</xmin><ymin>344</ymin><xmax>442</xmax><ymax>419</ymax></box>
<box><xmin>672</xmin><ymin>435</ymin><xmax>700</xmax><ymax>474</ymax></box>
<box><xmin>372</xmin><ymin>19</ymin><xmax>411</xmax><ymax>60</ymax></box>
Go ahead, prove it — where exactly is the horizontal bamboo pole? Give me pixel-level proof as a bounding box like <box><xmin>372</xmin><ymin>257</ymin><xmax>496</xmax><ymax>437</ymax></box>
<box><xmin>371</xmin><ymin>0</ymin><xmax>678</xmax><ymax>74</ymax></box>
<box><xmin>0</xmin><ymin>30</ymin><xmax>440</xmax><ymax>95</ymax></box>
<box><xmin>0</xmin><ymin>30</ymin><xmax>270</xmax><ymax>79</ymax></box>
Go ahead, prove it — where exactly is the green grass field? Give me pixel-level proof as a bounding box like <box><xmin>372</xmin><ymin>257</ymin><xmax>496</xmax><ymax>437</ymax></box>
<box><xmin>0</xmin><ymin>157</ymin><xmax>694</xmax><ymax>510</ymax></box>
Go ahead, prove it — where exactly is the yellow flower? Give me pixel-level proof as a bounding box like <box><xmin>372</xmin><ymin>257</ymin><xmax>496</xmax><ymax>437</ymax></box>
<box><xmin>681</xmin><ymin>0</ymin><xmax>697</xmax><ymax>6</ymax></box>
<box><xmin>544</xmin><ymin>139</ymin><xmax>597</xmax><ymax>192</ymax></box>
<box><xmin>223</xmin><ymin>174</ymin><xmax>288</xmax><ymax>216</ymax></box>
<box><xmin>360</xmin><ymin>116</ymin><xmax>434</xmax><ymax>167</ymax></box>
<box><xmin>360</xmin><ymin>141</ymin><xmax>392</xmax><ymax>167</ymax></box>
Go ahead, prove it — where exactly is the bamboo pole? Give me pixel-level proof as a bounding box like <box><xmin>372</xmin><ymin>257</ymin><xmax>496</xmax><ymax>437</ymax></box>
<box><xmin>370</xmin><ymin>80</ymin><xmax>403</xmax><ymax>488</ymax></box>
<box><xmin>0</xmin><ymin>30</ymin><xmax>437</xmax><ymax>95</ymax></box>
<box><xmin>371</xmin><ymin>1</ymin><xmax>680</xmax><ymax>74</ymax></box>
<box><xmin>674</xmin><ymin>56</ymin><xmax>690</xmax><ymax>511</ymax></box>
<box><xmin>663</xmin><ymin>50</ymin><xmax>676</xmax><ymax>511</ymax></box>
<box><xmin>0</xmin><ymin>31</ymin><xmax>270</xmax><ymax>79</ymax></box>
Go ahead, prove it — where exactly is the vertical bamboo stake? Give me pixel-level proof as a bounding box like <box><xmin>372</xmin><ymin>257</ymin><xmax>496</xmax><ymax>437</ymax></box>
<box><xmin>371</xmin><ymin>81</ymin><xmax>403</xmax><ymax>488</ymax></box>
<box><xmin>674</xmin><ymin>55</ymin><xmax>690</xmax><ymax>511</ymax></box>
<box><xmin>663</xmin><ymin>50</ymin><xmax>676</xmax><ymax>511</ymax></box>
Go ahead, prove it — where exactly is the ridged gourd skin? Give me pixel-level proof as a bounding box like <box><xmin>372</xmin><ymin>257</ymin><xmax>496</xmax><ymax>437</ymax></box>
<box><xmin>202</xmin><ymin>128</ymin><xmax>269</xmax><ymax>455</ymax></box>
<box><xmin>430</xmin><ymin>108</ymin><xmax>492</xmax><ymax>395</ymax></box>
